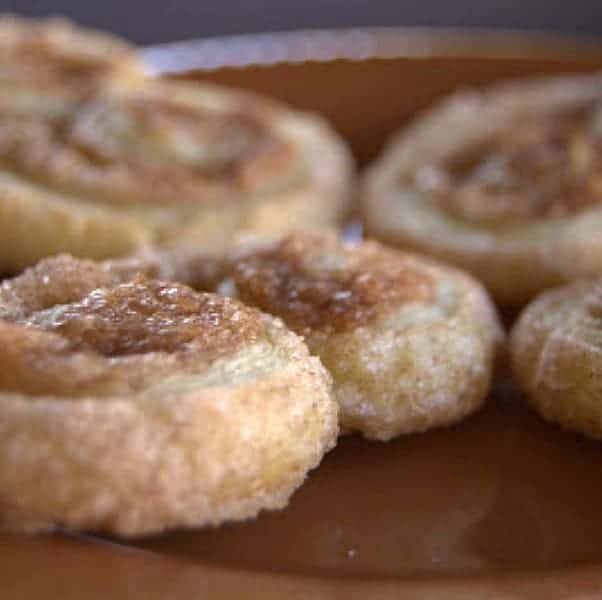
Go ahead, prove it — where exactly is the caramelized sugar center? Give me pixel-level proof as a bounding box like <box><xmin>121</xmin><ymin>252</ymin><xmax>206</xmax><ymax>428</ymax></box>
<box><xmin>416</xmin><ymin>104</ymin><xmax>602</xmax><ymax>223</ymax></box>
<box><xmin>17</xmin><ymin>276</ymin><xmax>262</xmax><ymax>358</ymax></box>
<box><xmin>233</xmin><ymin>235</ymin><xmax>435</xmax><ymax>335</ymax></box>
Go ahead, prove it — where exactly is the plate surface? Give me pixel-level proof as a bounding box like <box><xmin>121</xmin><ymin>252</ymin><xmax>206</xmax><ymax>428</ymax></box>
<box><xmin>4</xmin><ymin>27</ymin><xmax>602</xmax><ymax>599</ymax></box>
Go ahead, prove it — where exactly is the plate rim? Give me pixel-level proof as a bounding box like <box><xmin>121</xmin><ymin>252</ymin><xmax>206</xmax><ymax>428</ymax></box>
<box><xmin>141</xmin><ymin>25</ymin><xmax>602</xmax><ymax>75</ymax></box>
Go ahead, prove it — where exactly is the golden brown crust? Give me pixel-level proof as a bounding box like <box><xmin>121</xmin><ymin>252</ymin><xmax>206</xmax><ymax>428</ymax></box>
<box><xmin>510</xmin><ymin>278</ymin><xmax>602</xmax><ymax>440</ymax></box>
<box><xmin>0</xmin><ymin>253</ymin><xmax>124</xmax><ymax>317</ymax></box>
<box><xmin>363</xmin><ymin>72</ymin><xmax>602</xmax><ymax>307</ymax></box>
<box><xmin>157</xmin><ymin>232</ymin><xmax>503</xmax><ymax>440</ymax></box>
<box><xmin>0</xmin><ymin>255</ymin><xmax>338</xmax><ymax>535</ymax></box>
<box><xmin>0</xmin><ymin>78</ymin><xmax>353</xmax><ymax>273</ymax></box>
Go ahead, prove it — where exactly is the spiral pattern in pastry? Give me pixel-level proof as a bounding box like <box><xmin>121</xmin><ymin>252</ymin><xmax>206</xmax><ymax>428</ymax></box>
<box><xmin>362</xmin><ymin>72</ymin><xmax>602</xmax><ymax>306</ymax></box>
<box><xmin>0</xmin><ymin>78</ymin><xmax>353</xmax><ymax>273</ymax></box>
<box><xmin>149</xmin><ymin>232</ymin><xmax>503</xmax><ymax>441</ymax></box>
<box><xmin>0</xmin><ymin>254</ymin><xmax>338</xmax><ymax>536</ymax></box>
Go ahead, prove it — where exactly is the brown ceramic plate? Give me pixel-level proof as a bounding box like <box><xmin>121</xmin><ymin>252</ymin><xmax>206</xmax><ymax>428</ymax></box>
<box><xmin>4</xmin><ymin>28</ymin><xmax>602</xmax><ymax>600</ymax></box>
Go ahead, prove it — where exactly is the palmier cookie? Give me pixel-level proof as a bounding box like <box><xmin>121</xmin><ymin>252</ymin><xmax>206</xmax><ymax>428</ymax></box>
<box><xmin>0</xmin><ymin>78</ymin><xmax>353</xmax><ymax>273</ymax></box>
<box><xmin>511</xmin><ymin>278</ymin><xmax>602</xmax><ymax>440</ymax></box>
<box><xmin>0</xmin><ymin>255</ymin><xmax>337</xmax><ymax>536</ymax></box>
<box><xmin>164</xmin><ymin>232</ymin><xmax>503</xmax><ymax>441</ymax></box>
<box><xmin>362</xmin><ymin>72</ymin><xmax>602</xmax><ymax>307</ymax></box>
<box><xmin>0</xmin><ymin>14</ymin><xmax>144</xmax><ymax>119</ymax></box>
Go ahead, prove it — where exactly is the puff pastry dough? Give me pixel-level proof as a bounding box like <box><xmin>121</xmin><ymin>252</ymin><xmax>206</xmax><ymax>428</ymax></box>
<box><xmin>0</xmin><ymin>255</ymin><xmax>337</xmax><ymax>536</ymax></box>
<box><xmin>511</xmin><ymin>278</ymin><xmax>602</xmax><ymax>440</ymax></box>
<box><xmin>0</xmin><ymin>78</ymin><xmax>353</xmax><ymax>272</ymax></box>
<box><xmin>363</xmin><ymin>72</ymin><xmax>602</xmax><ymax>306</ymax></box>
<box><xmin>149</xmin><ymin>232</ymin><xmax>503</xmax><ymax>441</ymax></box>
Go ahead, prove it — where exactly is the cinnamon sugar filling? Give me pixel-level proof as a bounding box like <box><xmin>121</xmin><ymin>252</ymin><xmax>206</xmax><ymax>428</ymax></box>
<box><xmin>233</xmin><ymin>235</ymin><xmax>435</xmax><ymax>335</ymax></box>
<box><xmin>415</xmin><ymin>104</ymin><xmax>602</xmax><ymax>223</ymax></box>
<box><xmin>0</xmin><ymin>92</ymin><xmax>296</xmax><ymax>203</ymax></box>
<box><xmin>0</xmin><ymin>257</ymin><xmax>262</xmax><ymax>359</ymax></box>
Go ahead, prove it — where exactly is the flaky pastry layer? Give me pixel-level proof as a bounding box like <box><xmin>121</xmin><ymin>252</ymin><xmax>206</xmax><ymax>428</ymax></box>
<box><xmin>363</xmin><ymin>72</ymin><xmax>602</xmax><ymax>306</ymax></box>
<box><xmin>0</xmin><ymin>255</ymin><xmax>338</xmax><ymax>536</ymax></box>
<box><xmin>0</xmin><ymin>77</ymin><xmax>353</xmax><ymax>272</ymax></box>
<box><xmin>511</xmin><ymin>278</ymin><xmax>602</xmax><ymax>440</ymax></box>
<box><xmin>145</xmin><ymin>232</ymin><xmax>503</xmax><ymax>441</ymax></box>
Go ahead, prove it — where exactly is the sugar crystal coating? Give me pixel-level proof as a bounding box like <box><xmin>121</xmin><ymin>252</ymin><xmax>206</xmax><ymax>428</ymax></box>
<box><xmin>233</xmin><ymin>234</ymin><xmax>435</xmax><ymax>335</ymax></box>
<box><xmin>1</xmin><ymin>255</ymin><xmax>262</xmax><ymax>358</ymax></box>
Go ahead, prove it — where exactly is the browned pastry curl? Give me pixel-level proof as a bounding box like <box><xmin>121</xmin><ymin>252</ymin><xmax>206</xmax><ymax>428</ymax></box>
<box><xmin>511</xmin><ymin>277</ymin><xmax>602</xmax><ymax>441</ymax></box>
<box><xmin>0</xmin><ymin>77</ymin><xmax>353</xmax><ymax>273</ymax></box>
<box><xmin>0</xmin><ymin>255</ymin><xmax>337</xmax><ymax>536</ymax></box>
<box><xmin>231</xmin><ymin>234</ymin><xmax>435</xmax><ymax>334</ymax></box>
<box><xmin>363</xmin><ymin>72</ymin><xmax>602</xmax><ymax>306</ymax></box>
<box><xmin>150</xmin><ymin>232</ymin><xmax>503</xmax><ymax>441</ymax></box>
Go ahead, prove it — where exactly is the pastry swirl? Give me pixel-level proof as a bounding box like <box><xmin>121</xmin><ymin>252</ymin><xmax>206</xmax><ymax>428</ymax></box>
<box><xmin>0</xmin><ymin>78</ymin><xmax>353</xmax><ymax>272</ymax></box>
<box><xmin>511</xmin><ymin>278</ymin><xmax>602</xmax><ymax>440</ymax></box>
<box><xmin>0</xmin><ymin>255</ymin><xmax>337</xmax><ymax>536</ymax></box>
<box><xmin>153</xmin><ymin>232</ymin><xmax>503</xmax><ymax>441</ymax></box>
<box><xmin>362</xmin><ymin>72</ymin><xmax>602</xmax><ymax>306</ymax></box>
<box><xmin>0</xmin><ymin>14</ymin><xmax>143</xmax><ymax>119</ymax></box>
